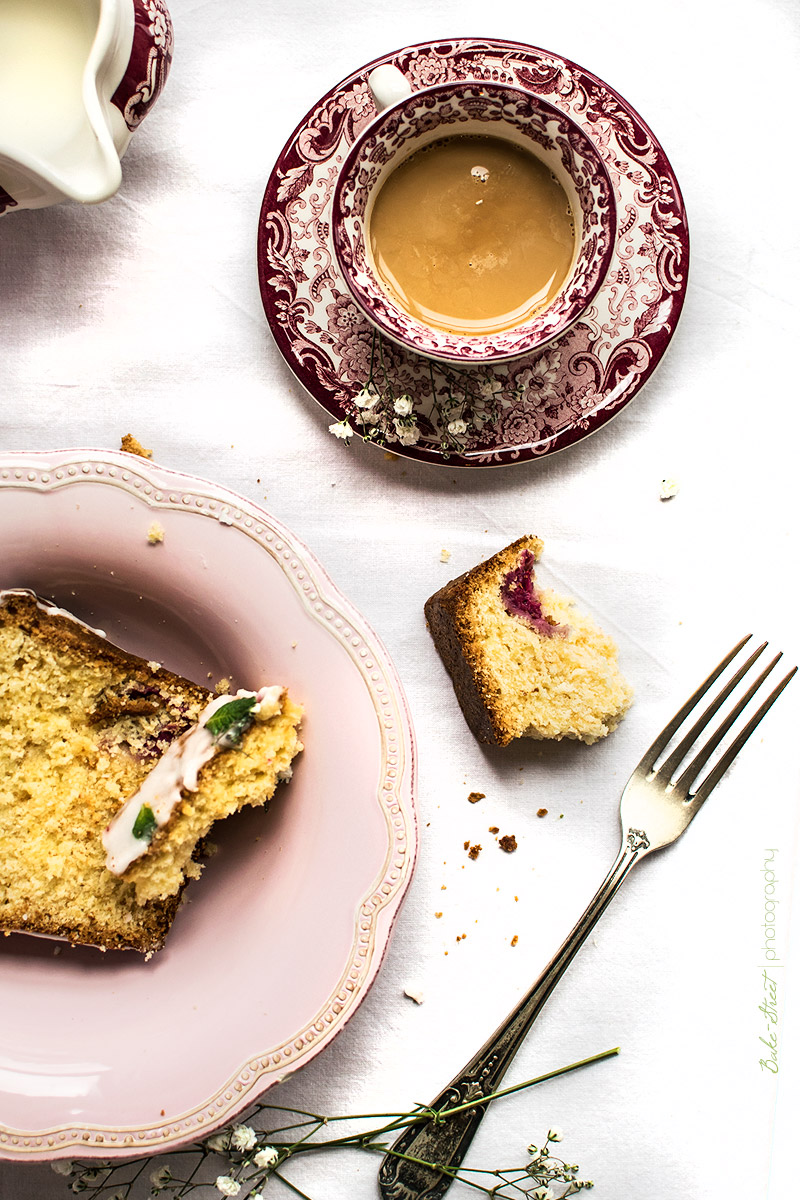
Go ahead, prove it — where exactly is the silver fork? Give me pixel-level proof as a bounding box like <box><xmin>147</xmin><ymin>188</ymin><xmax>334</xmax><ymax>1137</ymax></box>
<box><xmin>378</xmin><ymin>636</ymin><xmax>796</xmax><ymax>1200</ymax></box>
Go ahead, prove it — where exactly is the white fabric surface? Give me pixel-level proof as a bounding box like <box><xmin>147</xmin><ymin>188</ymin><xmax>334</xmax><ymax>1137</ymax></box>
<box><xmin>2</xmin><ymin>0</ymin><xmax>799</xmax><ymax>1197</ymax></box>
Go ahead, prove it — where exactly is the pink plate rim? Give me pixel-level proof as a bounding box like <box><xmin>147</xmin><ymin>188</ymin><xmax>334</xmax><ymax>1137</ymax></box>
<box><xmin>0</xmin><ymin>449</ymin><xmax>418</xmax><ymax>1161</ymax></box>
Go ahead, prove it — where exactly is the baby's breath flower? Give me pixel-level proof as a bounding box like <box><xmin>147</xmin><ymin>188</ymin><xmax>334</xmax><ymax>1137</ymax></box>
<box><xmin>329</xmin><ymin>418</ymin><xmax>354</xmax><ymax>441</ymax></box>
<box><xmin>51</xmin><ymin>1161</ymin><xmax>74</xmax><ymax>1177</ymax></box>
<box><xmin>531</xmin><ymin>1187</ymin><xmax>553</xmax><ymax>1200</ymax></box>
<box><xmin>393</xmin><ymin>395</ymin><xmax>414</xmax><ymax>416</ymax></box>
<box><xmin>547</xmin><ymin>1126</ymin><xmax>564</xmax><ymax>1142</ymax></box>
<box><xmin>394</xmin><ymin>420</ymin><xmax>421</xmax><ymax>446</ymax></box>
<box><xmin>253</xmin><ymin>1146</ymin><xmax>279</xmax><ymax>1169</ymax></box>
<box><xmin>480</xmin><ymin>378</ymin><xmax>503</xmax><ymax>397</ymax></box>
<box><xmin>230</xmin><ymin>1124</ymin><xmax>257</xmax><ymax>1152</ymax></box>
<box><xmin>206</xmin><ymin>1132</ymin><xmax>229</xmax><ymax>1153</ymax></box>
<box><xmin>215</xmin><ymin>1176</ymin><xmax>241</xmax><ymax>1197</ymax></box>
<box><xmin>150</xmin><ymin>1165</ymin><xmax>172</xmax><ymax>1189</ymax></box>
<box><xmin>353</xmin><ymin>385</ymin><xmax>379</xmax><ymax>410</ymax></box>
<box><xmin>447</xmin><ymin>419</ymin><xmax>468</xmax><ymax>435</ymax></box>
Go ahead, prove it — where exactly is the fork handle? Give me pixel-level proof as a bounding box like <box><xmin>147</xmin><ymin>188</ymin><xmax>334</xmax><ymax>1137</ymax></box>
<box><xmin>378</xmin><ymin>828</ymin><xmax>650</xmax><ymax>1200</ymax></box>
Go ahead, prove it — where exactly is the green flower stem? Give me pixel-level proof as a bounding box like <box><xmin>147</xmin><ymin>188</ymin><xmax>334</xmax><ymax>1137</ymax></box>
<box><xmin>283</xmin><ymin>1047</ymin><xmax>618</xmax><ymax>1156</ymax></box>
<box><xmin>271</xmin><ymin>1171</ymin><xmax>316</xmax><ymax>1200</ymax></box>
<box><xmin>367</xmin><ymin>326</ymin><xmax>377</xmax><ymax>389</ymax></box>
<box><xmin>432</xmin><ymin>1046</ymin><xmax>619</xmax><ymax>1121</ymax></box>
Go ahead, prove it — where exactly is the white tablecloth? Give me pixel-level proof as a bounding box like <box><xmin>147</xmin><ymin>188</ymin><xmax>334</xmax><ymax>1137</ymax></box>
<box><xmin>2</xmin><ymin>1</ymin><xmax>799</xmax><ymax>1197</ymax></box>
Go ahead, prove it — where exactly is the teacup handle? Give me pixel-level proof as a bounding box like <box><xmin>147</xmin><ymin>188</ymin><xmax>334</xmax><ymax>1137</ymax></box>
<box><xmin>367</xmin><ymin>64</ymin><xmax>413</xmax><ymax>113</ymax></box>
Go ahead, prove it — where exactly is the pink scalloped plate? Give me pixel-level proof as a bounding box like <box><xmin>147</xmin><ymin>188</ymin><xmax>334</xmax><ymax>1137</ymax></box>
<box><xmin>258</xmin><ymin>38</ymin><xmax>689</xmax><ymax>466</ymax></box>
<box><xmin>0</xmin><ymin>450</ymin><xmax>417</xmax><ymax>1161</ymax></box>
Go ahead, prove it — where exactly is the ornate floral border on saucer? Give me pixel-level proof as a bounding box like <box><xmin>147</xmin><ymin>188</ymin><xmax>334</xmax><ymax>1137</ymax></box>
<box><xmin>257</xmin><ymin>38</ymin><xmax>689</xmax><ymax>467</ymax></box>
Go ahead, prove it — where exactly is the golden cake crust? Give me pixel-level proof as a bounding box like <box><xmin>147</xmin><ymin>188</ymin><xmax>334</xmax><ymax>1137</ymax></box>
<box><xmin>0</xmin><ymin>591</ymin><xmax>302</xmax><ymax>953</ymax></box>
<box><xmin>425</xmin><ymin>536</ymin><xmax>632</xmax><ymax>747</ymax></box>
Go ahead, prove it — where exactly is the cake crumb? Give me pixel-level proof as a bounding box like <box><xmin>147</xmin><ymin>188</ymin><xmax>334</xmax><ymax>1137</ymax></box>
<box><xmin>489</xmin><ymin>825</ymin><xmax>499</xmax><ymax>834</ymax></box>
<box><xmin>467</xmin><ymin>791</ymin><xmax>485</xmax><ymax>804</ymax></box>
<box><xmin>147</xmin><ymin>521</ymin><xmax>165</xmax><ymax>545</ymax></box>
<box><xmin>120</xmin><ymin>433</ymin><xmax>152</xmax><ymax>458</ymax></box>
<box><xmin>404</xmin><ymin>983</ymin><xmax>425</xmax><ymax>1004</ymax></box>
<box><xmin>537</xmin><ymin>808</ymin><xmax>548</xmax><ymax>818</ymax></box>
<box><xmin>659</xmin><ymin>476</ymin><xmax>680</xmax><ymax>500</ymax></box>
<box><xmin>510</xmin><ymin>935</ymin><xmax>519</xmax><ymax>947</ymax></box>
<box><xmin>467</xmin><ymin>843</ymin><xmax>481</xmax><ymax>860</ymax></box>
<box><xmin>215</xmin><ymin>678</ymin><xmax>231</xmax><ymax>695</ymax></box>
<box><xmin>435</xmin><ymin>911</ymin><xmax>443</xmax><ymax>919</ymax></box>
<box><xmin>498</xmin><ymin>834</ymin><xmax>517</xmax><ymax>853</ymax></box>
<box><xmin>440</xmin><ymin>548</ymin><xmax>451</xmax><ymax>563</ymax></box>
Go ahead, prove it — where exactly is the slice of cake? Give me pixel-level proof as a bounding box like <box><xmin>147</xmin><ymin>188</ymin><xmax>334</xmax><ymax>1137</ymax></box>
<box><xmin>0</xmin><ymin>590</ymin><xmax>302</xmax><ymax>953</ymax></box>
<box><xmin>425</xmin><ymin>536</ymin><xmax>632</xmax><ymax>746</ymax></box>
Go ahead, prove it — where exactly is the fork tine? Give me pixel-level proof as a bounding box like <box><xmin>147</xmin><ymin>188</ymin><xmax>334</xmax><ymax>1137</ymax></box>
<box><xmin>635</xmin><ymin>635</ymin><xmax>752</xmax><ymax>774</ymax></box>
<box><xmin>671</xmin><ymin>652</ymin><xmax>783</xmax><ymax>796</ymax></box>
<box><xmin>687</xmin><ymin>665</ymin><xmax>798</xmax><ymax>805</ymax></box>
<box><xmin>655</xmin><ymin>640</ymin><xmax>768</xmax><ymax>783</ymax></box>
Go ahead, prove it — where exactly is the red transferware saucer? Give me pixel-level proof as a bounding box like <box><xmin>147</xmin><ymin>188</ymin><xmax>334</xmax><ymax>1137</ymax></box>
<box><xmin>258</xmin><ymin>38</ymin><xmax>689</xmax><ymax>467</ymax></box>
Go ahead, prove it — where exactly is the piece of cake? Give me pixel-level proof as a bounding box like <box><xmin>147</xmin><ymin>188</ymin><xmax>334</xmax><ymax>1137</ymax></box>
<box><xmin>425</xmin><ymin>536</ymin><xmax>632</xmax><ymax>746</ymax></box>
<box><xmin>0</xmin><ymin>590</ymin><xmax>302</xmax><ymax>953</ymax></box>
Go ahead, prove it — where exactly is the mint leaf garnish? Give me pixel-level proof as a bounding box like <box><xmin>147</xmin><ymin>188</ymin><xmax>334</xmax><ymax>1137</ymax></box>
<box><xmin>132</xmin><ymin>804</ymin><xmax>157</xmax><ymax>842</ymax></box>
<box><xmin>205</xmin><ymin>695</ymin><xmax>257</xmax><ymax>748</ymax></box>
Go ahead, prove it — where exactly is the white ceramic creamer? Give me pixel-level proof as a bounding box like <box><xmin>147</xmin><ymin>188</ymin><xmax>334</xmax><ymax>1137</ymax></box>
<box><xmin>0</xmin><ymin>0</ymin><xmax>173</xmax><ymax>216</ymax></box>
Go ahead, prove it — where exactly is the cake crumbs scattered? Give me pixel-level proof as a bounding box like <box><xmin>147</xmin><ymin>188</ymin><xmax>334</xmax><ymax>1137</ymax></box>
<box><xmin>120</xmin><ymin>433</ymin><xmax>152</xmax><ymax>458</ymax></box>
<box><xmin>467</xmin><ymin>791</ymin><xmax>485</xmax><ymax>804</ymax></box>
<box><xmin>440</xmin><ymin>548</ymin><xmax>451</xmax><ymax>563</ymax></box>
<box><xmin>467</xmin><ymin>843</ymin><xmax>481</xmax><ymax>860</ymax></box>
<box><xmin>147</xmin><ymin>521</ymin><xmax>165</xmax><ymax>545</ymax></box>
<box><xmin>498</xmin><ymin>834</ymin><xmax>517</xmax><ymax>853</ymax></box>
<box><xmin>489</xmin><ymin>825</ymin><xmax>499</xmax><ymax>834</ymax></box>
<box><xmin>510</xmin><ymin>935</ymin><xmax>519</xmax><ymax>947</ymax></box>
<box><xmin>403</xmin><ymin>983</ymin><xmax>425</xmax><ymax>1004</ymax></box>
<box><xmin>435</xmin><ymin>911</ymin><xmax>443</xmax><ymax>919</ymax></box>
<box><xmin>537</xmin><ymin>808</ymin><xmax>548</xmax><ymax>818</ymax></box>
<box><xmin>659</xmin><ymin>477</ymin><xmax>680</xmax><ymax>500</ymax></box>
<box><xmin>214</xmin><ymin>678</ymin><xmax>231</xmax><ymax>695</ymax></box>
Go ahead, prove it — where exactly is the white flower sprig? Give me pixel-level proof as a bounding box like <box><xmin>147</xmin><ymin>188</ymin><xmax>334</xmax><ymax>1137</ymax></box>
<box><xmin>328</xmin><ymin>329</ymin><xmax>521</xmax><ymax>457</ymax></box>
<box><xmin>52</xmin><ymin>1048</ymin><xmax>615</xmax><ymax>1199</ymax></box>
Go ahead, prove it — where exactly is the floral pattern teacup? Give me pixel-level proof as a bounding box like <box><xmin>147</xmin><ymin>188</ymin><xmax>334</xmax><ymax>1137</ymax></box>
<box><xmin>331</xmin><ymin>76</ymin><xmax>617</xmax><ymax>365</ymax></box>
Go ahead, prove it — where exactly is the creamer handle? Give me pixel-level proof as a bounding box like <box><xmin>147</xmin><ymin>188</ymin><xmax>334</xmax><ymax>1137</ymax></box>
<box><xmin>367</xmin><ymin>64</ymin><xmax>413</xmax><ymax>113</ymax></box>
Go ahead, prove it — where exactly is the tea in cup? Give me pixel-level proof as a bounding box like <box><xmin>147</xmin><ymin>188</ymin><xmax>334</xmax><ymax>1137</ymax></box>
<box><xmin>332</xmin><ymin>76</ymin><xmax>616</xmax><ymax>364</ymax></box>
